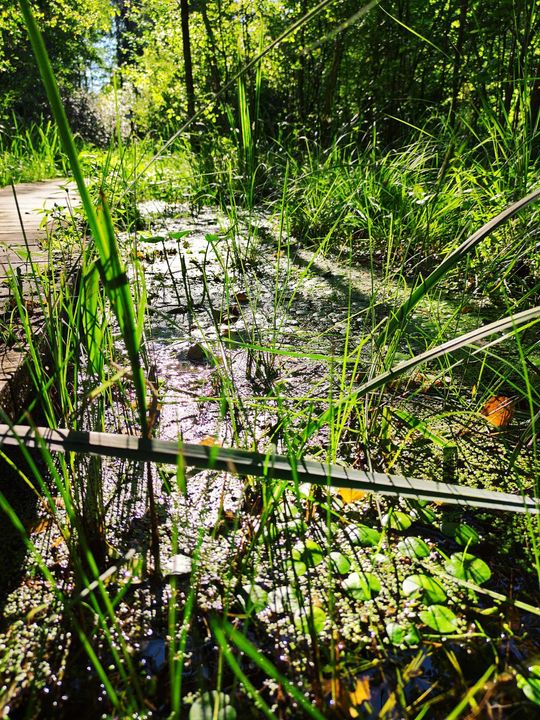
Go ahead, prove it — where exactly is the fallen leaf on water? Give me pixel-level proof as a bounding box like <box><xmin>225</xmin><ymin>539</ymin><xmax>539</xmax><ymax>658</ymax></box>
<box><xmin>27</xmin><ymin>518</ymin><xmax>51</xmax><ymax>535</ymax></box>
<box><xmin>350</xmin><ymin>676</ymin><xmax>371</xmax><ymax>716</ymax></box>
<box><xmin>481</xmin><ymin>395</ymin><xmax>515</xmax><ymax>428</ymax></box>
<box><xmin>199</xmin><ymin>436</ymin><xmax>221</xmax><ymax>446</ymax></box>
<box><xmin>338</xmin><ymin>488</ymin><xmax>367</xmax><ymax>504</ymax></box>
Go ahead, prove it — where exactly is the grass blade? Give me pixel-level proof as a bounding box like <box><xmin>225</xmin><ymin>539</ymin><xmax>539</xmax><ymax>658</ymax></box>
<box><xmin>210</xmin><ymin>617</ymin><xmax>326</xmax><ymax>720</ymax></box>
<box><xmin>380</xmin><ymin>187</ymin><xmax>540</xmax><ymax>344</ymax></box>
<box><xmin>18</xmin><ymin>0</ymin><xmax>147</xmax><ymax>432</ymax></box>
<box><xmin>0</xmin><ymin>424</ymin><xmax>537</xmax><ymax>513</ymax></box>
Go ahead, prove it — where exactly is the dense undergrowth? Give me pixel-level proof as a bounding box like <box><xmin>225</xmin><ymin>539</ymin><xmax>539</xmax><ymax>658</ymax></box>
<box><xmin>1</xmin><ymin>1</ymin><xmax>540</xmax><ymax>718</ymax></box>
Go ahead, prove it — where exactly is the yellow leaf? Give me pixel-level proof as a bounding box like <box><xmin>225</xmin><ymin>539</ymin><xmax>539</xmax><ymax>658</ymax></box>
<box><xmin>199</xmin><ymin>436</ymin><xmax>221</xmax><ymax>446</ymax></box>
<box><xmin>350</xmin><ymin>676</ymin><xmax>371</xmax><ymax>708</ymax></box>
<box><xmin>338</xmin><ymin>488</ymin><xmax>366</xmax><ymax>504</ymax></box>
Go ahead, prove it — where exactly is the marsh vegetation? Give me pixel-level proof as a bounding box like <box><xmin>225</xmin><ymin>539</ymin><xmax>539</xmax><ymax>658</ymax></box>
<box><xmin>1</xmin><ymin>1</ymin><xmax>540</xmax><ymax>717</ymax></box>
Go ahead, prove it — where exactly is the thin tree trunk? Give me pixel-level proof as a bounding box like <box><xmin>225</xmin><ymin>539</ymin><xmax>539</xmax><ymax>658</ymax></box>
<box><xmin>449</xmin><ymin>0</ymin><xmax>468</xmax><ymax>128</ymax></box>
<box><xmin>200</xmin><ymin>0</ymin><xmax>222</xmax><ymax>95</ymax></box>
<box><xmin>180</xmin><ymin>0</ymin><xmax>195</xmax><ymax>119</ymax></box>
<box><xmin>321</xmin><ymin>33</ymin><xmax>346</xmax><ymax>140</ymax></box>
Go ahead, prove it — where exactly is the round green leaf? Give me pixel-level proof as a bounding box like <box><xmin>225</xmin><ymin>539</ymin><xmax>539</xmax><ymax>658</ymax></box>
<box><xmin>386</xmin><ymin>621</ymin><xmax>421</xmax><ymax>646</ymax></box>
<box><xmin>441</xmin><ymin>522</ymin><xmax>480</xmax><ymax>546</ymax></box>
<box><xmin>240</xmin><ymin>583</ymin><xmax>268</xmax><ymax>613</ymax></box>
<box><xmin>445</xmin><ymin>553</ymin><xmax>491</xmax><ymax>584</ymax></box>
<box><xmin>292</xmin><ymin>560</ymin><xmax>308</xmax><ymax>576</ymax></box>
<box><xmin>329</xmin><ymin>551</ymin><xmax>351</xmax><ymax>575</ymax></box>
<box><xmin>397</xmin><ymin>536</ymin><xmax>430</xmax><ymax>559</ymax></box>
<box><xmin>403</xmin><ymin>624</ymin><xmax>421</xmax><ymax>646</ymax></box>
<box><xmin>402</xmin><ymin>574</ymin><xmax>446</xmax><ymax>604</ymax></box>
<box><xmin>381</xmin><ymin>510</ymin><xmax>412</xmax><ymax>531</ymax></box>
<box><xmin>346</xmin><ymin>524</ymin><xmax>381</xmax><ymax>547</ymax></box>
<box><xmin>189</xmin><ymin>691</ymin><xmax>236</xmax><ymax>720</ymax></box>
<box><xmin>294</xmin><ymin>605</ymin><xmax>327</xmax><ymax>635</ymax></box>
<box><xmin>419</xmin><ymin>605</ymin><xmax>459</xmax><ymax>634</ymax></box>
<box><xmin>267</xmin><ymin>585</ymin><xmax>299</xmax><ymax>614</ymax></box>
<box><xmin>386</xmin><ymin>622</ymin><xmax>405</xmax><ymax>645</ymax></box>
<box><xmin>343</xmin><ymin>572</ymin><xmax>381</xmax><ymax>600</ymax></box>
<box><xmin>292</xmin><ymin>540</ymin><xmax>324</xmax><ymax>567</ymax></box>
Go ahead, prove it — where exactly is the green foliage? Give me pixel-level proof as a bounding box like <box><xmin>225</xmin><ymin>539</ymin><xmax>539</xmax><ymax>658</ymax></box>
<box><xmin>0</xmin><ymin>0</ymin><xmax>110</xmax><ymax>124</ymax></box>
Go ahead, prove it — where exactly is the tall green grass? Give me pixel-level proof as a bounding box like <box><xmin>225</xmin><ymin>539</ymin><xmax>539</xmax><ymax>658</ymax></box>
<box><xmin>2</xmin><ymin>0</ymin><xmax>539</xmax><ymax>717</ymax></box>
<box><xmin>0</xmin><ymin>117</ymin><xmax>68</xmax><ymax>186</ymax></box>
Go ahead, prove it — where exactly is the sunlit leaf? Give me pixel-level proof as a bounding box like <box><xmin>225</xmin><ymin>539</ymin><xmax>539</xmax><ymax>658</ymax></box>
<box><xmin>402</xmin><ymin>574</ymin><xmax>446</xmax><ymax>604</ymax></box>
<box><xmin>445</xmin><ymin>553</ymin><xmax>491</xmax><ymax>584</ymax></box>
<box><xmin>338</xmin><ymin>488</ymin><xmax>367</xmax><ymax>504</ymax></box>
<box><xmin>294</xmin><ymin>605</ymin><xmax>326</xmax><ymax>635</ymax></box>
<box><xmin>240</xmin><ymin>583</ymin><xmax>268</xmax><ymax>613</ymax></box>
<box><xmin>441</xmin><ymin>522</ymin><xmax>480</xmax><ymax>546</ymax></box>
<box><xmin>292</xmin><ymin>539</ymin><xmax>324</xmax><ymax>567</ymax></box>
<box><xmin>397</xmin><ymin>537</ymin><xmax>430</xmax><ymax>559</ymax></box>
<box><xmin>350</xmin><ymin>676</ymin><xmax>371</xmax><ymax>706</ymax></box>
<box><xmin>329</xmin><ymin>551</ymin><xmax>351</xmax><ymax>574</ymax></box>
<box><xmin>381</xmin><ymin>510</ymin><xmax>412</xmax><ymax>531</ymax></box>
<box><xmin>346</xmin><ymin>524</ymin><xmax>381</xmax><ymax>547</ymax></box>
<box><xmin>343</xmin><ymin>572</ymin><xmax>381</xmax><ymax>600</ymax></box>
<box><xmin>480</xmin><ymin>395</ymin><xmax>515</xmax><ymax>428</ymax></box>
<box><xmin>419</xmin><ymin>605</ymin><xmax>459</xmax><ymax>633</ymax></box>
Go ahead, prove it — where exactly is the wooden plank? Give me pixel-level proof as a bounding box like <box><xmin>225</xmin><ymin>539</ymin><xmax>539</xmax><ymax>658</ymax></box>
<box><xmin>0</xmin><ymin>179</ymin><xmax>79</xmax><ymax>417</ymax></box>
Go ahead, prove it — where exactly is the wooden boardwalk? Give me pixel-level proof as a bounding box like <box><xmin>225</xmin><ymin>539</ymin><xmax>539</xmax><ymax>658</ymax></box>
<box><xmin>0</xmin><ymin>179</ymin><xmax>78</xmax><ymax>417</ymax></box>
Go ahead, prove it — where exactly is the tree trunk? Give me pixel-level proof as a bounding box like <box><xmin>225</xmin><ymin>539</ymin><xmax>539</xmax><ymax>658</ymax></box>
<box><xmin>180</xmin><ymin>0</ymin><xmax>196</xmax><ymax>119</ymax></box>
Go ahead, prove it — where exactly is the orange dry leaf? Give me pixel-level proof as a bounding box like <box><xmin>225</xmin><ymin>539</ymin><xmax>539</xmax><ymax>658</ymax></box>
<box><xmin>338</xmin><ymin>488</ymin><xmax>367</xmax><ymax>504</ymax></box>
<box><xmin>26</xmin><ymin>518</ymin><xmax>51</xmax><ymax>535</ymax></box>
<box><xmin>199</xmin><ymin>436</ymin><xmax>221</xmax><ymax>446</ymax></box>
<box><xmin>350</xmin><ymin>676</ymin><xmax>371</xmax><ymax>716</ymax></box>
<box><xmin>480</xmin><ymin>395</ymin><xmax>515</xmax><ymax>428</ymax></box>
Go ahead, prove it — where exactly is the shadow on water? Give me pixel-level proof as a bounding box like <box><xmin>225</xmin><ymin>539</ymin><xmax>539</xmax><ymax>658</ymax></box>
<box><xmin>0</xmin><ymin>448</ymin><xmax>40</xmax><ymax>621</ymax></box>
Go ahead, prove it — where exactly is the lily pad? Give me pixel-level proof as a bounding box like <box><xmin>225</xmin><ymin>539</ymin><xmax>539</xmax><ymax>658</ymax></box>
<box><xmin>329</xmin><ymin>551</ymin><xmax>351</xmax><ymax>575</ymax></box>
<box><xmin>291</xmin><ymin>560</ymin><xmax>308</xmax><ymax>576</ymax></box>
<box><xmin>445</xmin><ymin>553</ymin><xmax>491</xmax><ymax>584</ymax></box>
<box><xmin>343</xmin><ymin>572</ymin><xmax>381</xmax><ymax>600</ymax></box>
<box><xmin>419</xmin><ymin>605</ymin><xmax>459</xmax><ymax>634</ymax></box>
<box><xmin>346</xmin><ymin>524</ymin><xmax>381</xmax><ymax>547</ymax></box>
<box><xmin>240</xmin><ymin>583</ymin><xmax>268</xmax><ymax>613</ymax></box>
<box><xmin>386</xmin><ymin>622</ymin><xmax>405</xmax><ymax>645</ymax></box>
<box><xmin>189</xmin><ymin>691</ymin><xmax>236</xmax><ymax>720</ymax></box>
<box><xmin>441</xmin><ymin>522</ymin><xmax>480</xmax><ymax>546</ymax></box>
<box><xmin>267</xmin><ymin>585</ymin><xmax>299</xmax><ymax>613</ymax></box>
<box><xmin>402</xmin><ymin>574</ymin><xmax>446</xmax><ymax>604</ymax></box>
<box><xmin>403</xmin><ymin>624</ymin><xmax>422</xmax><ymax>645</ymax></box>
<box><xmin>397</xmin><ymin>537</ymin><xmax>430</xmax><ymax>559</ymax></box>
<box><xmin>292</xmin><ymin>539</ymin><xmax>324</xmax><ymax>567</ymax></box>
<box><xmin>381</xmin><ymin>510</ymin><xmax>412</xmax><ymax>531</ymax></box>
<box><xmin>294</xmin><ymin>605</ymin><xmax>327</xmax><ymax>635</ymax></box>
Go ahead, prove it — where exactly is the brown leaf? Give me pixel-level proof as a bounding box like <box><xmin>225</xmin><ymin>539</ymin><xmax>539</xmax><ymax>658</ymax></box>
<box><xmin>480</xmin><ymin>395</ymin><xmax>515</xmax><ymax>428</ymax></box>
<box><xmin>27</xmin><ymin>518</ymin><xmax>51</xmax><ymax>535</ymax></box>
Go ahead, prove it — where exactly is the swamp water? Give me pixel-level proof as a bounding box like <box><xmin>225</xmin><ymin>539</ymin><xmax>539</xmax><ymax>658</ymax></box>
<box><xmin>1</xmin><ymin>202</ymin><xmax>539</xmax><ymax>718</ymax></box>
